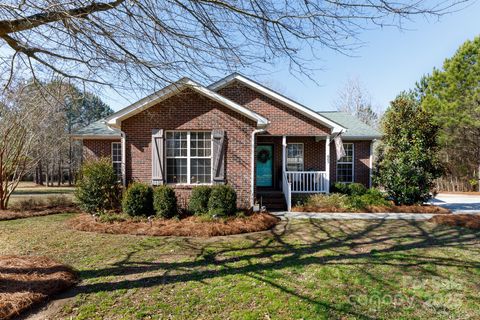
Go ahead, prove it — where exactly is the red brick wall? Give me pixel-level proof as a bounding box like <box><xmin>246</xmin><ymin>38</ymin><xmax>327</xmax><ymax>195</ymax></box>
<box><xmin>83</xmin><ymin>139</ymin><xmax>120</xmax><ymax>160</ymax></box>
<box><xmin>330</xmin><ymin>140</ymin><xmax>372</xmax><ymax>187</ymax></box>
<box><xmin>256</xmin><ymin>136</ymin><xmax>326</xmax><ymax>190</ymax></box>
<box><xmin>121</xmin><ymin>88</ymin><xmax>257</xmax><ymax>208</ymax></box>
<box><xmin>217</xmin><ymin>82</ymin><xmax>331</xmax><ymax>136</ymax></box>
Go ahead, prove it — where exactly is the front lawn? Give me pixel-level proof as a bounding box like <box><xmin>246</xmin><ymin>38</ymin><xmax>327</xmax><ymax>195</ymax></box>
<box><xmin>1</xmin><ymin>213</ymin><xmax>479</xmax><ymax>319</ymax></box>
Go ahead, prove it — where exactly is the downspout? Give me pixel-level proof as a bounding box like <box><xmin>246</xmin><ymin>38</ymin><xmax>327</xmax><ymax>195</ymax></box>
<box><xmin>121</xmin><ymin>131</ymin><xmax>126</xmax><ymax>187</ymax></box>
<box><xmin>369</xmin><ymin>139</ymin><xmax>375</xmax><ymax>188</ymax></box>
<box><xmin>251</xmin><ymin>128</ymin><xmax>266</xmax><ymax>206</ymax></box>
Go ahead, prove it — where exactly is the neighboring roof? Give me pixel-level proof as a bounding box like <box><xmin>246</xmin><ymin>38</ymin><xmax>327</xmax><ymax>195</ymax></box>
<box><xmin>318</xmin><ymin>111</ymin><xmax>382</xmax><ymax>140</ymax></box>
<box><xmin>71</xmin><ymin>119</ymin><xmax>121</xmax><ymax>139</ymax></box>
<box><xmin>105</xmin><ymin>77</ymin><xmax>269</xmax><ymax>128</ymax></box>
<box><xmin>208</xmin><ymin>73</ymin><xmax>345</xmax><ymax>133</ymax></box>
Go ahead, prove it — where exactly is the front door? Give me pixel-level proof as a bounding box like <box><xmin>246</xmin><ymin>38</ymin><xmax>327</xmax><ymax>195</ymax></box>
<box><xmin>256</xmin><ymin>145</ymin><xmax>274</xmax><ymax>187</ymax></box>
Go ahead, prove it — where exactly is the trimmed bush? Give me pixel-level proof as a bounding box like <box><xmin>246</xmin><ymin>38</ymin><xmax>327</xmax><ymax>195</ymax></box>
<box><xmin>122</xmin><ymin>182</ymin><xmax>153</xmax><ymax>216</ymax></box>
<box><xmin>153</xmin><ymin>185</ymin><xmax>178</xmax><ymax>218</ymax></box>
<box><xmin>207</xmin><ymin>185</ymin><xmax>237</xmax><ymax>216</ymax></box>
<box><xmin>75</xmin><ymin>158</ymin><xmax>121</xmax><ymax>214</ymax></box>
<box><xmin>348</xmin><ymin>183</ymin><xmax>368</xmax><ymax>196</ymax></box>
<box><xmin>188</xmin><ymin>186</ymin><xmax>212</xmax><ymax>215</ymax></box>
<box><xmin>332</xmin><ymin>182</ymin><xmax>367</xmax><ymax>196</ymax></box>
<box><xmin>347</xmin><ymin>189</ymin><xmax>391</xmax><ymax>211</ymax></box>
<box><xmin>331</xmin><ymin>182</ymin><xmax>349</xmax><ymax>195</ymax></box>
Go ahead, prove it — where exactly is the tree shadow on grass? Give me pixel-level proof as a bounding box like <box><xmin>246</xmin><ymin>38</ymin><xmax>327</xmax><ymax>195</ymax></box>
<box><xmin>19</xmin><ymin>219</ymin><xmax>480</xmax><ymax>319</ymax></box>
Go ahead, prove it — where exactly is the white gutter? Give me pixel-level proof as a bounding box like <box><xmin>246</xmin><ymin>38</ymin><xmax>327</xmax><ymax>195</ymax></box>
<box><xmin>251</xmin><ymin>128</ymin><xmax>266</xmax><ymax>206</ymax></box>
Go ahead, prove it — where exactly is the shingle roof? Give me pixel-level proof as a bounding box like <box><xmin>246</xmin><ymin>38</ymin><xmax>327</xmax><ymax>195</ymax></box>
<box><xmin>318</xmin><ymin>111</ymin><xmax>382</xmax><ymax>139</ymax></box>
<box><xmin>71</xmin><ymin>119</ymin><xmax>121</xmax><ymax>138</ymax></box>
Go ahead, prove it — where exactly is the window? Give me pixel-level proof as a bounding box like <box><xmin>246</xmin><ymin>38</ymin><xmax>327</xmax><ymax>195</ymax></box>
<box><xmin>111</xmin><ymin>142</ymin><xmax>122</xmax><ymax>179</ymax></box>
<box><xmin>336</xmin><ymin>143</ymin><xmax>354</xmax><ymax>183</ymax></box>
<box><xmin>166</xmin><ymin>131</ymin><xmax>212</xmax><ymax>184</ymax></box>
<box><xmin>286</xmin><ymin>143</ymin><xmax>304</xmax><ymax>171</ymax></box>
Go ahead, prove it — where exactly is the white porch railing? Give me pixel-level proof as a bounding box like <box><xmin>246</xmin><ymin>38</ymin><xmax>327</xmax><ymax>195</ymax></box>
<box><xmin>282</xmin><ymin>171</ymin><xmax>292</xmax><ymax>212</ymax></box>
<box><xmin>285</xmin><ymin>171</ymin><xmax>328</xmax><ymax>193</ymax></box>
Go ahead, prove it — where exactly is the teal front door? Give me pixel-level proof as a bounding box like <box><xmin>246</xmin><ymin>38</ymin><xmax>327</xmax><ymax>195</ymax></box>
<box><xmin>256</xmin><ymin>145</ymin><xmax>273</xmax><ymax>187</ymax></box>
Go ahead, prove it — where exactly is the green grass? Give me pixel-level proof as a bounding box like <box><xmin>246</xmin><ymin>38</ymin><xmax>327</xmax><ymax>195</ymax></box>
<box><xmin>1</xmin><ymin>214</ymin><xmax>479</xmax><ymax>319</ymax></box>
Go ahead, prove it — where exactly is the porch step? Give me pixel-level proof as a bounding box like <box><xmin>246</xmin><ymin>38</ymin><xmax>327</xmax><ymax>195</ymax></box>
<box><xmin>256</xmin><ymin>191</ymin><xmax>287</xmax><ymax>211</ymax></box>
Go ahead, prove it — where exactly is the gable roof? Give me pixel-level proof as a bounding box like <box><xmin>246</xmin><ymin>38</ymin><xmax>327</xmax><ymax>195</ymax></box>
<box><xmin>105</xmin><ymin>78</ymin><xmax>269</xmax><ymax>128</ymax></box>
<box><xmin>208</xmin><ymin>73</ymin><xmax>345</xmax><ymax>133</ymax></box>
<box><xmin>318</xmin><ymin>111</ymin><xmax>382</xmax><ymax>140</ymax></box>
<box><xmin>71</xmin><ymin>119</ymin><xmax>121</xmax><ymax>139</ymax></box>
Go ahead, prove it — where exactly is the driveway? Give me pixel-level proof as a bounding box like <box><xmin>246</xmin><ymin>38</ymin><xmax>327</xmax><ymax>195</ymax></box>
<box><xmin>429</xmin><ymin>193</ymin><xmax>480</xmax><ymax>213</ymax></box>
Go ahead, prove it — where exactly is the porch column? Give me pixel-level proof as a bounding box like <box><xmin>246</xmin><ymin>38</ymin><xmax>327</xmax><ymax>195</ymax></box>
<box><xmin>282</xmin><ymin>135</ymin><xmax>287</xmax><ymax>173</ymax></box>
<box><xmin>325</xmin><ymin>135</ymin><xmax>330</xmax><ymax>193</ymax></box>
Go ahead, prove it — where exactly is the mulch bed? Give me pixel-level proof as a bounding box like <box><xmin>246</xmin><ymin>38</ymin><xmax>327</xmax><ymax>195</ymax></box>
<box><xmin>67</xmin><ymin>213</ymin><xmax>280</xmax><ymax>237</ymax></box>
<box><xmin>0</xmin><ymin>256</ymin><xmax>78</xmax><ymax>320</ymax></box>
<box><xmin>429</xmin><ymin>214</ymin><xmax>480</xmax><ymax>230</ymax></box>
<box><xmin>0</xmin><ymin>205</ymin><xmax>80</xmax><ymax>221</ymax></box>
<box><xmin>293</xmin><ymin>204</ymin><xmax>451</xmax><ymax>214</ymax></box>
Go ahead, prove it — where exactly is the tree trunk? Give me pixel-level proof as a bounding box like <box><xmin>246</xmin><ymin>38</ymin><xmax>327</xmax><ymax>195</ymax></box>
<box><xmin>58</xmin><ymin>158</ymin><xmax>61</xmax><ymax>186</ymax></box>
<box><xmin>45</xmin><ymin>163</ymin><xmax>50</xmax><ymax>187</ymax></box>
<box><xmin>38</xmin><ymin>161</ymin><xmax>44</xmax><ymax>185</ymax></box>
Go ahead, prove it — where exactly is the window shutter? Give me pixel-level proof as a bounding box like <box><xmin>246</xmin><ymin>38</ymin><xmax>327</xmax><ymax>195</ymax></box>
<box><xmin>152</xmin><ymin>129</ymin><xmax>164</xmax><ymax>185</ymax></box>
<box><xmin>212</xmin><ymin>129</ymin><xmax>225</xmax><ymax>184</ymax></box>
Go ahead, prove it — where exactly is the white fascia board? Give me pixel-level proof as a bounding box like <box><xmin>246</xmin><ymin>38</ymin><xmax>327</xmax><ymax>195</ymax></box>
<box><xmin>209</xmin><ymin>74</ymin><xmax>346</xmax><ymax>132</ymax></box>
<box><xmin>106</xmin><ymin>78</ymin><xmax>268</xmax><ymax>128</ymax></box>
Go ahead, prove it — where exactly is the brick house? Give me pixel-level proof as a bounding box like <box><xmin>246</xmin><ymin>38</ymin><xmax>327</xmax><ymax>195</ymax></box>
<box><xmin>72</xmin><ymin>74</ymin><xmax>381</xmax><ymax>210</ymax></box>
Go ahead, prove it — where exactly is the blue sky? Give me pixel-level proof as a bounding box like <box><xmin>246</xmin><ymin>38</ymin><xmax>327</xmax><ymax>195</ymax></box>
<box><xmin>105</xmin><ymin>1</ymin><xmax>480</xmax><ymax>113</ymax></box>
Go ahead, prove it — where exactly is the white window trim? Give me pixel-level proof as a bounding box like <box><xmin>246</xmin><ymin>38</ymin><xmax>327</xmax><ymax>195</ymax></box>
<box><xmin>111</xmin><ymin>142</ymin><xmax>122</xmax><ymax>179</ymax></box>
<box><xmin>336</xmin><ymin>143</ymin><xmax>354</xmax><ymax>183</ymax></box>
<box><xmin>165</xmin><ymin>131</ymin><xmax>213</xmax><ymax>185</ymax></box>
<box><xmin>286</xmin><ymin>143</ymin><xmax>304</xmax><ymax>171</ymax></box>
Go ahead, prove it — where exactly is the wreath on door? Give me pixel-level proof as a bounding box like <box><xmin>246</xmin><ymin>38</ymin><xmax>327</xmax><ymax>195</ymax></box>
<box><xmin>257</xmin><ymin>149</ymin><xmax>271</xmax><ymax>163</ymax></box>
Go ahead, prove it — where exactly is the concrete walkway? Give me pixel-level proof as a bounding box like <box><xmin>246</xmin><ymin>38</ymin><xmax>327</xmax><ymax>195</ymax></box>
<box><xmin>272</xmin><ymin>193</ymin><xmax>480</xmax><ymax>220</ymax></box>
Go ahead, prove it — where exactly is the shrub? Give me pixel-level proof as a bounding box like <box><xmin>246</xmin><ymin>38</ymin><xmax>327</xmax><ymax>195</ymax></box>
<box><xmin>153</xmin><ymin>185</ymin><xmax>178</xmax><ymax>218</ymax></box>
<box><xmin>331</xmin><ymin>182</ymin><xmax>349</xmax><ymax>194</ymax></box>
<box><xmin>375</xmin><ymin>93</ymin><xmax>442</xmax><ymax>205</ymax></box>
<box><xmin>348</xmin><ymin>183</ymin><xmax>368</xmax><ymax>196</ymax></box>
<box><xmin>332</xmin><ymin>182</ymin><xmax>367</xmax><ymax>196</ymax></box>
<box><xmin>304</xmin><ymin>193</ymin><xmax>348</xmax><ymax>210</ymax></box>
<box><xmin>207</xmin><ymin>185</ymin><xmax>237</xmax><ymax>216</ymax></box>
<box><xmin>347</xmin><ymin>189</ymin><xmax>391</xmax><ymax>211</ymax></box>
<box><xmin>188</xmin><ymin>186</ymin><xmax>212</xmax><ymax>215</ymax></box>
<box><xmin>46</xmin><ymin>195</ymin><xmax>72</xmax><ymax>207</ymax></box>
<box><xmin>122</xmin><ymin>182</ymin><xmax>153</xmax><ymax>216</ymax></box>
<box><xmin>75</xmin><ymin>158</ymin><xmax>121</xmax><ymax>214</ymax></box>
<box><xmin>11</xmin><ymin>198</ymin><xmax>45</xmax><ymax>211</ymax></box>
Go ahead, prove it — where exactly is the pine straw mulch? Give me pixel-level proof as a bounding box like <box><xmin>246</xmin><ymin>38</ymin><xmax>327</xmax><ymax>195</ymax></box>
<box><xmin>429</xmin><ymin>214</ymin><xmax>480</xmax><ymax>230</ymax></box>
<box><xmin>292</xmin><ymin>204</ymin><xmax>451</xmax><ymax>214</ymax></box>
<box><xmin>0</xmin><ymin>256</ymin><xmax>78</xmax><ymax>320</ymax></box>
<box><xmin>0</xmin><ymin>205</ymin><xmax>80</xmax><ymax>221</ymax></box>
<box><xmin>67</xmin><ymin>213</ymin><xmax>280</xmax><ymax>237</ymax></box>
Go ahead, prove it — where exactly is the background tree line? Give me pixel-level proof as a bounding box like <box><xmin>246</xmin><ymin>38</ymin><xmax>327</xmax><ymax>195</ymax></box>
<box><xmin>0</xmin><ymin>79</ymin><xmax>111</xmax><ymax>209</ymax></box>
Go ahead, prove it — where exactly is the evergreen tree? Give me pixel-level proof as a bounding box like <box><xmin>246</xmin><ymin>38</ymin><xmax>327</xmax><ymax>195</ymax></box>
<box><xmin>419</xmin><ymin>36</ymin><xmax>480</xmax><ymax>185</ymax></box>
<box><xmin>375</xmin><ymin>93</ymin><xmax>442</xmax><ymax>205</ymax></box>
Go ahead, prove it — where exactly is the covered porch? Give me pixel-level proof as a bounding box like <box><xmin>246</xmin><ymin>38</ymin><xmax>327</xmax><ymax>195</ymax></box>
<box><xmin>255</xmin><ymin>135</ymin><xmax>331</xmax><ymax>211</ymax></box>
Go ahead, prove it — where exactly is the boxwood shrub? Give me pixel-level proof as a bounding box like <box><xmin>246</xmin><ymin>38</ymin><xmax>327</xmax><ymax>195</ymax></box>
<box><xmin>122</xmin><ymin>182</ymin><xmax>154</xmax><ymax>216</ymax></box>
<box><xmin>332</xmin><ymin>182</ymin><xmax>367</xmax><ymax>196</ymax></box>
<box><xmin>75</xmin><ymin>158</ymin><xmax>121</xmax><ymax>214</ymax></box>
<box><xmin>207</xmin><ymin>185</ymin><xmax>237</xmax><ymax>216</ymax></box>
<box><xmin>153</xmin><ymin>185</ymin><xmax>178</xmax><ymax>218</ymax></box>
<box><xmin>188</xmin><ymin>186</ymin><xmax>212</xmax><ymax>215</ymax></box>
